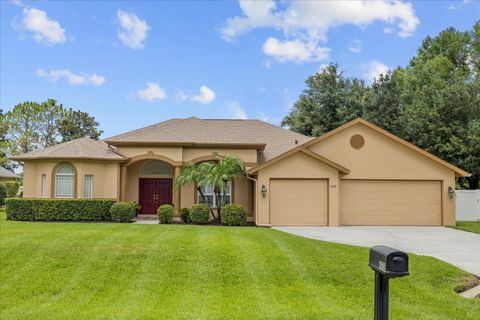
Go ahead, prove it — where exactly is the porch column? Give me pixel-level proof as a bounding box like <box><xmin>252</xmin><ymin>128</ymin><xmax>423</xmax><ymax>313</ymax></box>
<box><xmin>173</xmin><ymin>166</ymin><xmax>181</xmax><ymax>216</ymax></box>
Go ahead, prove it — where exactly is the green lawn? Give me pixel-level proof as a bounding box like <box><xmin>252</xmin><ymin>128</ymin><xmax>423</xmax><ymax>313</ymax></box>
<box><xmin>0</xmin><ymin>208</ymin><xmax>479</xmax><ymax>319</ymax></box>
<box><xmin>452</xmin><ymin>221</ymin><xmax>480</xmax><ymax>234</ymax></box>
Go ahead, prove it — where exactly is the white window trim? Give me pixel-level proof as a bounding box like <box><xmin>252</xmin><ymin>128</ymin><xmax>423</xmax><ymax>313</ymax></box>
<box><xmin>84</xmin><ymin>175</ymin><xmax>93</xmax><ymax>198</ymax></box>
<box><xmin>55</xmin><ymin>165</ymin><xmax>75</xmax><ymax>198</ymax></box>
<box><xmin>197</xmin><ymin>181</ymin><xmax>232</xmax><ymax>208</ymax></box>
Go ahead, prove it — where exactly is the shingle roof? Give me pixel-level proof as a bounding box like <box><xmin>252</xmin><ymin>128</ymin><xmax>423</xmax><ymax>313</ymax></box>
<box><xmin>105</xmin><ymin>117</ymin><xmax>265</xmax><ymax>147</ymax></box>
<box><xmin>204</xmin><ymin>119</ymin><xmax>312</xmax><ymax>162</ymax></box>
<box><xmin>0</xmin><ymin>166</ymin><xmax>20</xmax><ymax>179</ymax></box>
<box><xmin>12</xmin><ymin>117</ymin><xmax>311</xmax><ymax>163</ymax></box>
<box><xmin>10</xmin><ymin>137</ymin><xmax>126</xmax><ymax>161</ymax></box>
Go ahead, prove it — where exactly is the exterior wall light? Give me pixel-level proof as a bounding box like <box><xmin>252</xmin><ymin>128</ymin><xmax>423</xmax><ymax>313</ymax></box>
<box><xmin>261</xmin><ymin>185</ymin><xmax>267</xmax><ymax>198</ymax></box>
<box><xmin>448</xmin><ymin>186</ymin><xmax>455</xmax><ymax>199</ymax></box>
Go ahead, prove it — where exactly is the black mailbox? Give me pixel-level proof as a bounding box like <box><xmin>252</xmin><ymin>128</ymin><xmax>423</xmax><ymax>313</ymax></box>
<box><xmin>369</xmin><ymin>245</ymin><xmax>409</xmax><ymax>278</ymax></box>
<box><xmin>369</xmin><ymin>246</ymin><xmax>409</xmax><ymax>320</ymax></box>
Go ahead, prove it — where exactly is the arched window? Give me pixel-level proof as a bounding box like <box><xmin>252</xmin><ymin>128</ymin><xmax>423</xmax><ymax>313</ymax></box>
<box><xmin>140</xmin><ymin>160</ymin><xmax>172</xmax><ymax>177</ymax></box>
<box><xmin>55</xmin><ymin>164</ymin><xmax>75</xmax><ymax>198</ymax></box>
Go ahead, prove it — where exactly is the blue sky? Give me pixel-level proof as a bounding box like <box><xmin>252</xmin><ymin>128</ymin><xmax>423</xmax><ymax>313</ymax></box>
<box><xmin>1</xmin><ymin>0</ymin><xmax>479</xmax><ymax>138</ymax></box>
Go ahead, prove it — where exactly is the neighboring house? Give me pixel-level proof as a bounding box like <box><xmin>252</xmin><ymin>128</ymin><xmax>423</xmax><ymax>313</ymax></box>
<box><xmin>11</xmin><ymin>117</ymin><xmax>469</xmax><ymax>226</ymax></box>
<box><xmin>0</xmin><ymin>166</ymin><xmax>20</xmax><ymax>183</ymax></box>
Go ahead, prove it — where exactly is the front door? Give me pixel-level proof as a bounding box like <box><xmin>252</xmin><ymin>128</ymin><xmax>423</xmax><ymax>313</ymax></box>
<box><xmin>139</xmin><ymin>178</ymin><xmax>173</xmax><ymax>214</ymax></box>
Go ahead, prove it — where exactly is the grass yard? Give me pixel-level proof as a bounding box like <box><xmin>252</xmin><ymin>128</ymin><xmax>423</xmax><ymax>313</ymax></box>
<box><xmin>451</xmin><ymin>221</ymin><xmax>480</xmax><ymax>234</ymax></box>
<box><xmin>0</xmin><ymin>208</ymin><xmax>479</xmax><ymax>319</ymax></box>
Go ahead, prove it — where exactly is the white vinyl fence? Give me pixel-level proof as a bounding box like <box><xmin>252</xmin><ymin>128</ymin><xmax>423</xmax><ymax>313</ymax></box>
<box><xmin>455</xmin><ymin>190</ymin><xmax>480</xmax><ymax>221</ymax></box>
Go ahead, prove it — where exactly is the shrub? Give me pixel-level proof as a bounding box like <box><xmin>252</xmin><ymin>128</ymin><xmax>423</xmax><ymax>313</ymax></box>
<box><xmin>180</xmin><ymin>208</ymin><xmax>190</xmax><ymax>223</ymax></box>
<box><xmin>157</xmin><ymin>204</ymin><xmax>174</xmax><ymax>224</ymax></box>
<box><xmin>0</xmin><ymin>182</ymin><xmax>6</xmax><ymax>206</ymax></box>
<box><xmin>127</xmin><ymin>201</ymin><xmax>141</xmax><ymax>217</ymax></box>
<box><xmin>110</xmin><ymin>202</ymin><xmax>136</xmax><ymax>222</ymax></box>
<box><xmin>190</xmin><ymin>204</ymin><xmax>210</xmax><ymax>224</ymax></box>
<box><xmin>5</xmin><ymin>198</ymin><xmax>116</xmax><ymax>221</ymax></box>
<box><xmin>221</xmin><ymin>204</ymin><xmax>248</xmax><ymax>226</ymax></box>
<box><xmin>5</xmin><ymin>181</ymin><xmax>20</xmax><ymax>198</ymax></box>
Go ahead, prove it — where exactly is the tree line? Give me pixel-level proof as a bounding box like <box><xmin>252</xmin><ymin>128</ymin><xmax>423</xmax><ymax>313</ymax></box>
<box><xmin>0</xmin><ymin>99</ymin><xmax>102</xmax><ymax>170</ymax></box>
<box><xmin>282</xmin><ymin>22</ymin><xmax>480</xmax><ymax>189</ymax></box>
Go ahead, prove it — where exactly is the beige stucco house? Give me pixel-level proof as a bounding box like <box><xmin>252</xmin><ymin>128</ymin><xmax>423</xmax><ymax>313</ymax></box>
<box><xmin>12</xmin><ymin>117</ymin><xmax>469</xmax><ymax>226</ymax></box>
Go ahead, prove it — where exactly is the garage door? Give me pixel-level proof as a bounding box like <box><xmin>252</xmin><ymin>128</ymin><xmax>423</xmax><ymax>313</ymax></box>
<box><xmin>270</xmin><ymin>179</ymin><xmax>328</xmax><ymax>226</ymax></box>
<box><xmin>340</xmin><ymin>180</ymin><xmax>442</xmax><ymax>226</ymax></box>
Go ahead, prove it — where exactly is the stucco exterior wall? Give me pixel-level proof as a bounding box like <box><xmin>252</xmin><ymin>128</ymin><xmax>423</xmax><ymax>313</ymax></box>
<box><xmin>255</xmin><ymin>152</ymin><xmax>340</xmax><ymax>226</ymax></box>
<box><xmin>307</xmin><ymin>123</ymin><xmax>457</xmax><ymax>225</ymax></box>
<box><xmin>22</xmin><ymin>160</ymin><xmax>120</xmax><ymax>199</ymax></box>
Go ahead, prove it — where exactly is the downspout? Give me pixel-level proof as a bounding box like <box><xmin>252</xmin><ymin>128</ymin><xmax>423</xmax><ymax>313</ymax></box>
<box><xmin>245</xmin><ymin>173</ymin><xmax>271</xmax><ymax>227</ymax></box>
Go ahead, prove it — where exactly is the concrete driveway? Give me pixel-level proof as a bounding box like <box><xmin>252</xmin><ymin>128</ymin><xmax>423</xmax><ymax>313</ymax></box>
<box><xmin>274</xmin><ymin>226</ymin><xmax>480</xmax><ymax>276</ymax></box>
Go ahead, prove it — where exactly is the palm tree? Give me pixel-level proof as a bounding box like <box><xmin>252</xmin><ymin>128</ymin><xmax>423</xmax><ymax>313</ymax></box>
<box><xmin>199</xmin><ymin>155</ymin><xmax>245</xmax><ymax>221</ymax></box>
<box><xmin>175</xmin><ymin>155</ymin><xmax>245</xmax><ymax>222</ymax></box>
<box><xmin>174</xmin><ymin>163</ymin><xmax>216</xmax><ymax>219</ymax></box>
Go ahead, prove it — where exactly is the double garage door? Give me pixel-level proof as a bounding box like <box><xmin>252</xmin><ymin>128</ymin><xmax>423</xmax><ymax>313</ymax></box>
<box><xmin>269</xmin><ymin>179</ymin><xmax>442</xmax><ymax>226</ymax></box>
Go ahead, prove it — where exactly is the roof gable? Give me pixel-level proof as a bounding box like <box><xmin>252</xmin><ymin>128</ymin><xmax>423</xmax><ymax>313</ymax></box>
<box><xmin>247</xmin><ymin>146</ymin><xmax>349</xmax><ymax>175</ymax></box>
<box><xmin>301</xmin><ymin>118</ymin><xmax>469</xmax><ymax>177</ymax></box>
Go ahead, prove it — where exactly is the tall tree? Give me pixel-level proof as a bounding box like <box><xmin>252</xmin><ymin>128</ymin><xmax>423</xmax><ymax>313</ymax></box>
<box><xmin>4</xmin><ymin>100</ymin><xmax>103</xmax><ymax>166</ymax></box>
<box><xmin>37</xmin><ymin>99</ymin><xmax>65</xmax><ymax>147</ymax></box>
<box><xmin>400</xmin><ymin>24</ymin><xmax>480</xmax><ymax>189</ymax></box>
<box><xmin>281</xmin><ymin>64</ymin><xmax>367</xmax><ymax>136</ymax></box>
<box><xmin>4</xmin><ymin>101</ymin><xmax>43</xmax><ymax>155</ymax></box>
<box><xmin>58</xmin><ymin>108</ymin><xmax>103</xmax><ymax>142</ymax></box>
<box><xmin>283</xmin><ymin>22</ymin><xmax>480</xmax><ymax>189</ymax></box>
<box><xmin>0</xmin><ymin>108</ymin><xmax>15</xmax><ymax>170</ymax></box>
<box><xmin>363</xmin><ymin>70</ymin><xmax>405</xmax><ymax>137</ymax></box>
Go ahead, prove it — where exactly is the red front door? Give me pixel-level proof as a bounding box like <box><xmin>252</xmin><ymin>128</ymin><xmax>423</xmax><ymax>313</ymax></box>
<box><xmin>139</xmin><ymin>178</ymin><xmax>173</xmax><ymax>214</ymax></box>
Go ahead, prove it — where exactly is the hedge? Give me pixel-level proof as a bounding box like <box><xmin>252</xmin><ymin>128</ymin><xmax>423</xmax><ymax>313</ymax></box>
<box><xmin>5</xmin><ymin>198</ymin><xmax>116</xmax><ymax>221</ymax></box>
<box><xmin>157</xmin><ymin>204</ymin><xmax>174</xmax><ymax>224</ymax></box>
<box><xmin>190</xmin><ymin>204</ymin><xmax>210</xmax><ymax>224</ymax></box>
<box><xmin>110</xmin><ymin>202</ymin><xmax>136</xmax><ymax>222</ymax></box>
<box><xmin>221</xmin><ymin>204</ymin><xmax>247</xmax><ymax>226</ymax></box>
<box><xmin>0</xmin><ymin>182</ymin><xmax>6</xmax><ymax>206</ymax></box>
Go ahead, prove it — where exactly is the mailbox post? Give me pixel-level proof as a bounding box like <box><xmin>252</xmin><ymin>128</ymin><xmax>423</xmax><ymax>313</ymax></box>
<box><xmin>369</xmin><ymin>246</ymin><xmax>409</xmax><ymax>320</ymax></box>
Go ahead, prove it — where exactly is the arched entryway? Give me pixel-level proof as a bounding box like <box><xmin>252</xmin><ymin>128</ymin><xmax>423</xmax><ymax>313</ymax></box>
<box><xmin>138</xmin><ymin>160</ymin><xmax>173</xmax><ymax>214</ymax></box>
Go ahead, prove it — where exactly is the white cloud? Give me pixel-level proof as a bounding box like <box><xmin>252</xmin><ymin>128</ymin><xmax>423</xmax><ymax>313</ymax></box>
<box><xmin>191</xmin><ymin>85</ymin><xmax>216</xmax><ymax>104</ymax></box>
<box><xmin>228</xmin><ymin>101</ymin><xmax>247</xmax><ymax>119</ymax></box>
<box><xmin>36</xmin><ymin>69</ymin><xmax>105</xmax><ymax>86</ymax></box>
<box><xmin>136</xmin><ymin>82</ymin><xmax>167</xmax><ymax>101</ymax></box>
<box><xmin>12</xmin><ymin>0</ymin><xmax>26</xmax><ymax>7</ymax></box>
<box><xmin>21</xmin><ymin>7</ymin><xmax>66</xmax><ymax>45</ymax></box>
<box><xmin>363</xmin><ymin>61</ymin><xmax>390</xmax><ymax>82</ymax></box>
<box><xmin>383</xmin><ymin>27</ymin><xmax>394</xmax><ymax>34</ymax></box>
<box><xmin>348</xmin><ymin>40</ymin><xmax>362</xmax><ymax>53</ymax></box>
<box><xmin>221</xmin><ymin>1</ymin><xmax>419</xmax><ymax>62</ymax></box>
<box><xmin>262</xmin><ymin>37</ymin><xmax>330</xmax><ymax>63</ymax></box>
<box><xmin>117</xmin><ymin>10</ymin><xmax>149</xmax><ymax>49</ymax></box>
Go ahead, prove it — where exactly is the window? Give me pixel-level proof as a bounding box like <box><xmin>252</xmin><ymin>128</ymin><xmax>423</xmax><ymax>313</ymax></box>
<box><xmin>41</xmin><ymin>174</ymin><xmax>47</xmax><ymax>198</ymax></box>
<box><xmin>140</xmin><ymin>160</ymin><xmax>172</xmax><ymax>177</ymax></box>
<box><xmin>197</xmin><ymin>181</ymin><xmax>232</xmax><ymax>208</ymax></box>
<box><xmin>84</xmin><ymin>175</ymin><xmax>93</xmax><ymax>198</ymax></box>
<box><xmin>55</xmin><ymin>164</ymin><xmax>75</xmax><ymax>198</ymax></box>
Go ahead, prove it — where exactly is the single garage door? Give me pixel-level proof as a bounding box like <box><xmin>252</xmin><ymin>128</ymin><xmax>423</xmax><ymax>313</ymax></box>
<box><xmin>270</xmin><ymin>179</ymin><xmax>328</xmax><ymax>226</ymax></box>
<box><xmin>340</xmin><ymin>180</ymin><xmax>442</xmax><ymax>226</ymax></box>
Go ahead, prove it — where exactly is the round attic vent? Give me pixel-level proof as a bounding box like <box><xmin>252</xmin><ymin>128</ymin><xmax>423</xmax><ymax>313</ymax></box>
<box><xmin>350</xmin><ymin>134</ymin><xmax>364</xmax><ymax>149</ymax></box>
